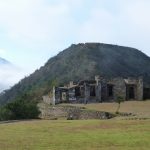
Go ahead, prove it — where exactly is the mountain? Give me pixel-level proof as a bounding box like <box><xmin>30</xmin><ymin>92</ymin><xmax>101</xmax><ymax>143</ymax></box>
<box><xmin>0</xmin><ymin>43</ymin><xmax>150</xmax><ymax>104</ymax></box>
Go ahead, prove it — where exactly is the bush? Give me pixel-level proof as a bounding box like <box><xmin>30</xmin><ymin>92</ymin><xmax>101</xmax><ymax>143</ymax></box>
<box><xmin>0</xmin><ymin>98</ymin><xmax>40</xmax><ymax>121</ymax></box>
<box><xmin>0</xmin><ymin>107</ymin><xmax>14</xmax><ymax>121</ymax></box>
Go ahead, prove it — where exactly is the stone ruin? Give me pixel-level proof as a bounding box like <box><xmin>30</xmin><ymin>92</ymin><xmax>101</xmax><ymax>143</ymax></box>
<box><xmin>43</xmin><ymin>75</ymin><xmax>150</xmax><ymax>105</ymax></box>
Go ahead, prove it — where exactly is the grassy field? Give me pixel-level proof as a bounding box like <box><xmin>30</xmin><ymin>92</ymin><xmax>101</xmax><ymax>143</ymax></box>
<box><xmin>0</xmin><ymin>101</ymin><xmax>150</xmax><ymax>150</ymax></box>
<box><xmin>0</xmin><ymin>119</ymin><xmax>150</xmax><ymax>150</ymax></box>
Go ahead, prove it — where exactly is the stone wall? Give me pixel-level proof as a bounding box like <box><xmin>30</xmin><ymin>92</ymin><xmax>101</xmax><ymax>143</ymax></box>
<box><xmin>42</xmin><ymin>95</ymin><xmax>52</xmax><ymax>105</ymax></box>
<box><xmin>43</xmin><ymin>76</ymin><xmax>144</xmax><ymax>105</ymax></box>
<box><xmin>137</xmin><ymin>78</ymin><xmax>143</xmax><ymax>100</ymax></box>
<box><xmin>38</xmin><ymin>103</ymin><xmax>114</xmax><ymax>120</ymax></box>
<box><xmin>101</xmin><ymin>78</ymin><xmax>108</xmax><ymax>101</ymax></box>
<box><xmin>111</xmin><ymin>78</ymin><xmax>126</xmax><ymax>100</ymax></box>
<box><xmin>67</xmin><ymin>108</ymin><xmax>113</xmax><ymax>120</ymax></box>
<box><xmin>38</xmin><ymin>103</ymin><xmax>67</xmax><ymax>119</ymax></box>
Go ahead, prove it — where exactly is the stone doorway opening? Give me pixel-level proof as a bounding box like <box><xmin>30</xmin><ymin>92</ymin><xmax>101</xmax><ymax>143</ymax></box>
<box><xmin>107</xmin><ymin>84</ymin><xmax>114</xmax><ymax>97</ymax></box>
<box><xmin>143</xmin><ymin>88</ymin><xmax>150</xmax><ymax>100</ymax></box>
<box><xmin>126</xmin><ymin>85</ymin><xmax>135</xmax><ymax>100</ymax></box>
<box><xmin>90</xmin><ymin>86</ymin><xmax>96</xmax><ymax>97</ymax></box>
<box><xmin>75</xmin><ymin>87</ymin><xmax>81</xmax><ymax>97</ymax></box>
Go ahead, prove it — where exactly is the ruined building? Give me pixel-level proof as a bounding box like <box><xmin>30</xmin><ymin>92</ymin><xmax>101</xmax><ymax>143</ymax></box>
<box><xmin>43</xmin><ymin>76</ymin><xmax>146</xmax><ymax>105</ymax></box>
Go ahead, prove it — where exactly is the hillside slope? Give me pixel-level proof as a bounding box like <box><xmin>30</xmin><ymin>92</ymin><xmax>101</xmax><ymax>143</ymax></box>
<box><xmin>0</xmin><ymin>43</ymin><xmax>150</xmax><ymax>104</ymax></box>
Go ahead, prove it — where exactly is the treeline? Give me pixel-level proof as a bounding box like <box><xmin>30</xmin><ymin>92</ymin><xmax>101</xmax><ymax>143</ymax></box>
<box><xmin>0</xmin><ymin>94</ymin><xmax>40</xmax><ymax>121</ymax></box>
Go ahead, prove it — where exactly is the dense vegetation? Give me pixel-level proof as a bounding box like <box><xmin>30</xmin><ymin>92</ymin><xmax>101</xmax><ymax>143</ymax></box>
<box><xmin>0</xmin><ymin>94</ymin><xmax>40</xmax><ymax>121</ymax></box>
<box><xmin>0</xmin><ymin>43</ymin><xmax>150</xmax><ymax>104</ymax></box>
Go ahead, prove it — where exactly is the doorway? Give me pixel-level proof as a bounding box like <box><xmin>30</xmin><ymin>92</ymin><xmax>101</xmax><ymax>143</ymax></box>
<box><xmin>126</xmin><ymin>85</ymin><xmax>135</xmax><ymax>100</ymax></box>
<box><xmin>90</xmin><ymin>86</ymin><xmax>96</xmax><ymax>97</ymax></box>
<box><xmin>107</xmin><ymin>84</ymin><xmax>114</xmax><ymax>97</ymax></box>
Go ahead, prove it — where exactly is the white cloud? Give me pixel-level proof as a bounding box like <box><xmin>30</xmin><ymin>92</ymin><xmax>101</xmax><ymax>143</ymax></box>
<box><xmin>0</xmin><ymin>0</ymin><xmax>150</xmax><ymax>92</ymax></box>
<box><xmin>0</xmin><ymin>0</ymin><xmax>149</xmax><ymax>55</ymax></box>
<box><xmin>77</xmin><ymin>8</ymin><xmax>116</xmax><ymax>43</ymax></box>
<box><xmin>0</xmin><ymin>64</ymin><xmax>26</xmax><ymax>92</ymax></box>
<box><xmin>75</xmin><ymin>0</ymin><xmax>150</xmax><ymax>55</ymax></box>
<box><xmin>0</xmin><ymin>49</ymin><xmax>6</xmax><ymax>56</ymax></box>
<box><xmin>0</xmin><ymin>0</ymin><xmax>75</xmax><ymax>45</ymax></box>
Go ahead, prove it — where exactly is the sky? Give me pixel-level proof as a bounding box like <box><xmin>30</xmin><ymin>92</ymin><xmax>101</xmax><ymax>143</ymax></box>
<box><xmin>0</xmin><ymin>0</ymin><xmax>150</xmax><ymax>90</ymax></box>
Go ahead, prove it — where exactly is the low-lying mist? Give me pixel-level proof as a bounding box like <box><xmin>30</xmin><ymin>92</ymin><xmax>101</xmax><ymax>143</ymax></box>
<box><xmin>0</xmin><ymin>64</ymin><xmax>25</xmax><ymax>92</ymax></box>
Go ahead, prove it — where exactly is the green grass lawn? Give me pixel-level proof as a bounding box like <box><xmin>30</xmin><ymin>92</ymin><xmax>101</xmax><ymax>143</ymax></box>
<box><xmin>0</xmin><ymin>119</ymin><xmax>150</xmax><ymax>150</ymax></box>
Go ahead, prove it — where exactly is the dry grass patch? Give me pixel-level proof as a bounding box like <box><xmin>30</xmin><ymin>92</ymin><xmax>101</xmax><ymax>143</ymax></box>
<box><xmin>61</xmin><ymin>100</ymin><xmax>150</xmax><ymax>118</ymax></box>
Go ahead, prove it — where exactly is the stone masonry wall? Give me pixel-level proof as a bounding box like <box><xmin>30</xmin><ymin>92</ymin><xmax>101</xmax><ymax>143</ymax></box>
<box><xmin>112</xmin><ymin>78</ymin><xmax>126</xmax><ymax>100</ymax></box>
<box><xmin>38</xmin><ymin>103</ymin><xmax>114</xmax><ymax>120</ymax></box>
<box><xmin>137</xmin><ymin>78</ymin><xmax>143</xmax><ymax>100</ymax></box>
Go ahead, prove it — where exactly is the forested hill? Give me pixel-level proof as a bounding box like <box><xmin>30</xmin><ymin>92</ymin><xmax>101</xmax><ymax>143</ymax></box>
<box><xmin>0</xmin><ymin>43</ymin><xmax>150</xmax><ymax>104</ymax></box>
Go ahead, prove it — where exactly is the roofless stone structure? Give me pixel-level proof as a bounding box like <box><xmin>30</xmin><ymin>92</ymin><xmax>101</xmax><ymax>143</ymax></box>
<box><xmin>43</xmin><ymin>76</ymin><xmax>146</xmax><ymax>105</ymax></box>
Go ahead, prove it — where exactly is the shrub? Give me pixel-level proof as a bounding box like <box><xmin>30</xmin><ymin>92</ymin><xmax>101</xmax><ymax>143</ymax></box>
<box><xmin>0</xmin><ymin>98</ymin><xmax>40</xmax><ymax>121</ymax></box>
<box><xmin>0</xmin><ymin>107</ymin><xmax>14</xmax><ymax>121</ymax></box>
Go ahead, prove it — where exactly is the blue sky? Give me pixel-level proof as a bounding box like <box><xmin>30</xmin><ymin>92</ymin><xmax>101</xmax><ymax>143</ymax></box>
<box><xmin>0</xmin><ymin>0</ymin><xmax>150</xmax><ymax>90</ymax></box>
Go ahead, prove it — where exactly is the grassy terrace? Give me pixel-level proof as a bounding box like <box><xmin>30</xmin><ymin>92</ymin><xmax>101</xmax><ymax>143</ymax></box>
<box><xmin>61</xmin><ymin>100</ymin><xmax>150</xmax><ymax>118</ymax></box>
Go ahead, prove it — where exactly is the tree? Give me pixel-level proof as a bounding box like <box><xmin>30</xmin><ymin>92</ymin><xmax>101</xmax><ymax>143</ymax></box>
<box><xmin>0</xmin><ymin>107</ymin><xmax>14</xmax><ymax>121</ymax></box>
<box><xmin>115</xmin><ymin>96</ymin><xmax>124</xmax><ymax>114</ymax></box>
<box><xmin>0</xmin><ymin>94</ymin><xmax>41</xmax><ymax>121</ymax></box>
<box><xmin>5</xmin><ymin>99</ymin><xmax>40</xmax><ymax>120</ymax></box>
